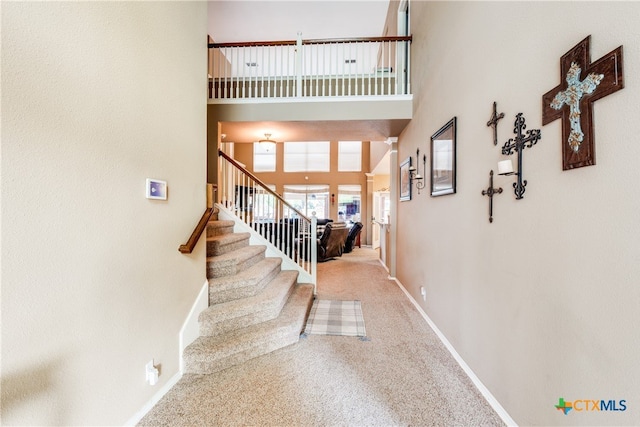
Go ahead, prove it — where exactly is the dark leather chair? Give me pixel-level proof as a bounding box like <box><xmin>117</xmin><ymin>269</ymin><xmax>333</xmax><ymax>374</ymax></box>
<box><xmin>315</xmin><ymin>218</ymin><xmax>333</xmax><ymax>237</ymax></box>
<box><xmin>317</xmin><ymin>223</ymin><xmax>349</xmax><ymax>262</ymax></box>
<box><xmin>343</xmin><ymin>222</ymin><xmax>363</xmax><ymax>253</ymax></box>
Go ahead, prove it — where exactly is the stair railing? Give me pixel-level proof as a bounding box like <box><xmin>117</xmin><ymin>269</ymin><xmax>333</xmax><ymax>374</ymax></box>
<box><xmin>209</xmin><ymin>34</ymin><xmax>412</xmax><ymax>100</ymax></box>
<box><xmin>179</xmin><ymin>184</ymin><xmax>218</xmax><ymax>254</ymax></box>
<box><xmin>218</xmin><ymin>150</ymin><xmax>317</xmax><ymax>287</ymax></box>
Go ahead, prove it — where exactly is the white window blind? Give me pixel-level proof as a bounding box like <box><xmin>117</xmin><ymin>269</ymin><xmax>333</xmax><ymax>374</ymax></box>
<box><xmin>253</xmin><ymin>143</ymin><xmax>276</xmax><ymax>172</ymax></box>
<box><xmin>284</xmin><ymin>142</ymin><xmax>330</xmax><ymax>172</ymax></box>
<box><xmin>283</xmin><ymin>185</ymin><xmax>330</xmax><ymax>218</ymax></box>
<box><xmin>338</xmin><ymin>141</ymin><xmax>362</xmax><ymax>172</ymax></box>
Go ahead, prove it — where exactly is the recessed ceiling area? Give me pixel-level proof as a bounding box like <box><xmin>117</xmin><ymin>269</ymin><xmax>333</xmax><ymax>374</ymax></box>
<box><xmin>219</xmin><ymin>119</ymin><xmax>409</xmax><ymax>143</ymax></box>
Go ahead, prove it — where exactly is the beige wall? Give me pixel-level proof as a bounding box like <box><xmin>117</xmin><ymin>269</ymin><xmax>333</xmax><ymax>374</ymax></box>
<box><xmin>373</xmin><ymin>174</ymin><xmax>390</xmax><ymax>193</ymax></box>
<box><xmin>1</xmin><ymin>2</ymin><xmax>207</xmax><ymax>425</ymax></box>
<box><xmin>398</xmin><ymin>2</ymin><xmax>640</xmax><ymax>425</ymax></box>
<box><xmin>370</xmin><ymin>140</ymin><xmax>391</xmax><ymax>173</ymax></box>
<box><xmin>232</xmin><ymin>141</ymin><xmax>370</xmax><ymax>241</ymax></box>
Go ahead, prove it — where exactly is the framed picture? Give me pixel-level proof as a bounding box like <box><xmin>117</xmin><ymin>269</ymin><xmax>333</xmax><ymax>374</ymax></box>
<box><xmin>146</xmin><ymin>178</ymin><xmax>167</xmax><ymax>200</ymax></box>
<box><xmin>430</xmin><ymin>117</ymin><xmax>457</xmax><ymax>196</ymax></box>
<box><xmin>399</xmin><ymin>156</ymin><xmax>412</xmax><ymax>201</ymax></box>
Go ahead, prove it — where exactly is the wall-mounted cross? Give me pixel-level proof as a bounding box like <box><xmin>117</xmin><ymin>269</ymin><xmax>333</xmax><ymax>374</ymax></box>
<box><xmin>542</xmin><ymin>35</ymin><xmax>624</xmax><ymax>170</ymax></box>
<box><xmin>501</xmin><ymin>113</ymin><xmax>542</xmax><ymax>200</ymax></box>
<box><xmin>486</xmin><ymin>101</ymin><xmax>505</xmax><ymax>146</ymax></box>
<box><xmin>481</xmin><ymin>170</ymin><xmax>502</xmax><ymax>223</ymax></box>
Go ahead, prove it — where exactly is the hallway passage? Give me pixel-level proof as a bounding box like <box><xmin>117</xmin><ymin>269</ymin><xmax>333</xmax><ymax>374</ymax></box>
<box><xmin>139</xmin><ymin>248</ymin><xmax>504</xmax><ymax>426</ymax></box>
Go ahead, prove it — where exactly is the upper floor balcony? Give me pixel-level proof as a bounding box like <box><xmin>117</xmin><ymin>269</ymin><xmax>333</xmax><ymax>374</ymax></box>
<box><xmin>208</xmin><ymin>34</ymin><xmax>412</xmax><ymax>102</ymax></box>
<box><xmin>207</xmin><ymin>34</ymin><xmax>413</xmax><ymax>144</ymax></box>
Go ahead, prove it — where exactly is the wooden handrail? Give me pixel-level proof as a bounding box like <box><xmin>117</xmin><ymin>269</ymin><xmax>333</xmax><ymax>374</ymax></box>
<box><xmin>178</xmin><ymin>184</ymin><xmax>218</xmax><ymax>254</ymax></box>
<box><xmin>209</xmin><ymin>35</ymin><xmax>412</xmax><ymax>49</ymax></box>
<box><xmin>218</xmin><ymin>150</ymin><xmax>311</xmax><ymax>222</ymax></box>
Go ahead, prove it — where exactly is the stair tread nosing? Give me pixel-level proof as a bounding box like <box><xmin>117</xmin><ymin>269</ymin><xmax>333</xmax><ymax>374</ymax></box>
<box><xmin>206</xmin><ymin>220</ymin><xmax>235</xmax><ymax>237</ymax></box>
<box><xmin>206</xmin><ymin>232</ymin><xmax>251</xmax><ymax>256</ymax></box>
<box><xmin>184</xmin><ymin>284</ymin><xmax>314</xmax><ymax>368</ymax></box>
<box><xmin>209</xmin><ymin>257</ymin><xmax>282</xmax><ymax>303</ymax></box>
<box><xmin>199</xmin><ymin>270</ymin><xmax>299</xmax><ymax>334</ymax></box>
<box><xmin>206</xmin><ymin>245</ymin><xmax>266</xmax><ymax>278</ymax></box>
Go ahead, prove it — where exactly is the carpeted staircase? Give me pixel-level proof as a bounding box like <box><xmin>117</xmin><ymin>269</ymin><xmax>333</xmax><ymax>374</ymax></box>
<box><xmin>183</xmin><ymin>215</ymin><xmax>314</xmax><ymax>374</ymax></box>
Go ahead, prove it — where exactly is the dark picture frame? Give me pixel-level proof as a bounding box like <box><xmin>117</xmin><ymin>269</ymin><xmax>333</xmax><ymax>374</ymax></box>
<box><xmin>399</xmin><ymin>156</ymin><xmax>412</xmax><ymax>201</ymax></box>
<box><xmin>430</xmin><ymin>117</ymin><xmax>457</xmax><ymax>196</ymax></box>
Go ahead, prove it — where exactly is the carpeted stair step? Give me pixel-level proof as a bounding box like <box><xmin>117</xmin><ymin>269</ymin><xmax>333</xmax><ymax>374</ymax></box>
<box><xmin>206</xmin><ymin>232</ymin><xmax>250</xmax><ymax>257</ymax></box>
<box><xmin>206</xmin><ymin>244</ymin><xmax>266</xmax><ymax>279</ymax></box>
<box><xmin>208</xmin><ymin>257</ymin><xmax>283</xmax><ymax>305</ymax></box>
<box><xmin>183</xmin><ymin>284</ymin><xmax>314</xmax><ymax>375</ymax></box>
<box><xmin>199</xmin><ymin>270</ymin><xmax>298</xmax><ymax>336</ymax></box>
<box><xmin>206</xmin><ymin>219</ymin><xmax>235</xmax><ymax>237</ymax></box>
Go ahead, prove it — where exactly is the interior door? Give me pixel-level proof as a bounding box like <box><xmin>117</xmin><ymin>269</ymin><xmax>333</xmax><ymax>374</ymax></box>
<box><xmin>372</xmin><ymin>191</ymin><xmax>390</xmax><ymax>249</ymax></box>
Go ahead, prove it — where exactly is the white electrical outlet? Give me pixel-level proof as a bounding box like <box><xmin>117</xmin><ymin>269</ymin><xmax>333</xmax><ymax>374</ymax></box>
<box><xmin>420</xmin><ymin>287</ymin><xmax>426</xmax><ymax>301</ymax></box>
<box><xmin>146</xmin><ymin>359</ymin><xmax>159</xmax><ymax>385</ymax></box>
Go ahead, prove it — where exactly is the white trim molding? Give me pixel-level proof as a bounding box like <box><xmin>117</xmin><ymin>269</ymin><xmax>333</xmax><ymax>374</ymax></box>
<box><xmin>126</xmin><ymin>279</ymin><xmax>209</xmax><ymax>426</ymax></box>
<box><xmin>124</xmin><ymin>371</ymin><xmax>182</xmax><ymax>426</ymax></box>
<box><xmin>392</xmin><ymin>277</ymin><xmax>519</xmax><ymax>427</ymax></box>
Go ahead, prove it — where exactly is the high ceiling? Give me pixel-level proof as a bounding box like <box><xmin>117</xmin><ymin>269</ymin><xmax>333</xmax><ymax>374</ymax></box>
<box><xmin>208</xmin><ymin>1</ymin><xmax>391</xmax><ymax>44</ymax></box>
<box><xmin>207</xmin><ymin>0</ymin><xmax>396</xmax><ymax>150</ymax></box>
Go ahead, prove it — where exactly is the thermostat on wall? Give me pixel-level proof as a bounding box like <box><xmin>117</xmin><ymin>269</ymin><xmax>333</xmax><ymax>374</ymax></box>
<box><xmin>146</xmin><ymin>179</ymin><xmax>167</xmax><ymax>200</ymax></box>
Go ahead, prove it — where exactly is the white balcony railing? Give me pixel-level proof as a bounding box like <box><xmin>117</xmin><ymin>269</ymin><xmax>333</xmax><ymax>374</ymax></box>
<box><xmin>209</xmin><ymin>34</ymin><xmax>412</xmax><ymax>100</ymax></box>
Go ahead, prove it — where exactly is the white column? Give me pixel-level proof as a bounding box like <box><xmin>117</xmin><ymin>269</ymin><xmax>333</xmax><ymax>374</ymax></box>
<box><xmin>388</xmin><ymin>137</ymin><xmax>398</xmax><ymax>278</ymax></box>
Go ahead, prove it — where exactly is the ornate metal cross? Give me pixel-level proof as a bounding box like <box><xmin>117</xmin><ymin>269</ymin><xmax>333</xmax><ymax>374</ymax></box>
<box><xmin>486</xmin><ymin>101</ymin><xmax>505</xmax><ymax>146</ymax></box>
<box><xmin>501</xmin><ymin>113</ymin><xmax>542</xmax><ymax>200</ymax></box>
<box><xmin>481</xmin><ymin>170</ymin><xmax>502</xmax><ymax>223</ymax></box>
<box><xmin>542</xmin><ymin>35</ymin><xmax>624</xmax><ymax>170</ymax></box>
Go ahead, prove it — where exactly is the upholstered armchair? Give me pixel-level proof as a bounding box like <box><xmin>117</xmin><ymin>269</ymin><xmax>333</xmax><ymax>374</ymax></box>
<box><xmin>317</xmin><ymin>223</ymin><xmax>349</xmax><ymax>262</ymax></box>
<box><xmin>343</xmin><ymin>222</ymin><xmax>363</xmax><ymax>254</ymax></box>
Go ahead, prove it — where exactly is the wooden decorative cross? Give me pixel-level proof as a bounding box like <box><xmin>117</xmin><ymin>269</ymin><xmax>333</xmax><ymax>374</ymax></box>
<box><xmin>481</xmin><ymin>170</ymin><xmax>502</xmax><ymax>223</ymax></box>
<box><xmin>486</xmin><ymin>101</ymin><xmax>505</xmax><ymax>146</ymax></box>
<box><xmin>542</xmin><ymin>35</ymin><xmax>624</xmax><ymax>170</ymax></box>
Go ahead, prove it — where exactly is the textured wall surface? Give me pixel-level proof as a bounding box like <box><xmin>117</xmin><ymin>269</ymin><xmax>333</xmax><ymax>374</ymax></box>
<box><xmin>397</xmin><ymin>2</ymin><xmax>640</xmax><ymax>426</ymax></box>
<box><xmin>1</xmin><ymin>2</ymin><xmax>207</xmax><ymax>424</ymax></box>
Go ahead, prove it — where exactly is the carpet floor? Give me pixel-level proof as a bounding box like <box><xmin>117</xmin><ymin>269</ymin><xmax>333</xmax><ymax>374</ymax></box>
<box><xmin>138</xmin><ymin>248</ymin><xmax>505</xmax><ymax>426</ymax></box>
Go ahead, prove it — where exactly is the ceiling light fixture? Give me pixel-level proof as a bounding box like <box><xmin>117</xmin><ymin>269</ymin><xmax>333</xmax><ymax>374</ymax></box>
<box><xmin>258</xmin><ymin>133</ymin><xmax>276</xmax><ymax>152</ymax></box>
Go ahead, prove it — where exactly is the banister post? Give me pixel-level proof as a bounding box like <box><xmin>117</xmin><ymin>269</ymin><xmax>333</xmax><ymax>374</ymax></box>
<box><xmin>310</xmin><ymin>216</ymin><xmax>317</xmax><ymax>294</ymax></box>
<box><xmin>206</xmin><ymin>183</ymin><xmax>215</xmax><ymax>209</ymax></box>
<box><xmin>296</xmin><ymin>32</ymin><xmax>303</xmax><ymax>97</ymax></box>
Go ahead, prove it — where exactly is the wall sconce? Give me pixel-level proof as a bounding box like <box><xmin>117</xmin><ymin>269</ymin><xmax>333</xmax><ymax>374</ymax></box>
<box><xmin>408</xmin><ymin>148</ymin><xmax>426</xmax><ymax>194</ymax></box>
<box><xmin>498</xmin><ymin>113</ymin><xmax>542</xmax><ymax>200</ymax></box>
<box><xmin>331</xmin><ymin>193</ymin><xmax>335</xmax><ymax>206</ymax></box>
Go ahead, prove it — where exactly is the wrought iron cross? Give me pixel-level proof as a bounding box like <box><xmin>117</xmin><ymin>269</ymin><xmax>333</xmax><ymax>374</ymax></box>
<box><xmin>481</xmin><ymin>170</ymin><xmax>502</xmax><ymax>223</ymax></box>
<box><xmin>501</xmin><ymin>113</ymin><xmax>541</xmax><ymax>200</ymax></box>
<box><xmin>486</xmin><ymin>101</ymin><xmax>505</xmax><ymax>146</ymax></box>
<box><xmin>542</xmin><ymin>35</ymin><xmax>624</xmax><ymax>170</ymax></box>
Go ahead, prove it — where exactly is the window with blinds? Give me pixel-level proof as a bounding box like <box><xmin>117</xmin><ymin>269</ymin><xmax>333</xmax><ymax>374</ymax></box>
<box><xmin>338</xmin><ymin>141</ymin><xmax>362</xmax><ymax>172</ymax></box>
<box><xmin>338</xmin><ymin>184</ymin><xmax>361</xmax><ymax>223</ymax></box>
<box><xmin>253</xmin><ymin>142</ymin><xmax>276</xmax><ymax>172</ymax></box>
<box><xmin>284</xmin><ymin>142</ymin><xmax>330</xmax><ymax>172</ymax></box>
<box><xmin>283</xmin><ymin>185</ymin><xmax>330</xmax><ymax>218</ymax></box>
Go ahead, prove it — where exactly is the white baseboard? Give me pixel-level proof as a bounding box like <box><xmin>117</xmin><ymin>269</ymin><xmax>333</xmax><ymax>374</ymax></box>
<box><xmin>123</xmin><ymin>370</ymin><xmax>182</xmax><ymax>426</ymax></box>
<box><xmin>179</xmin><ymin>280</ymin><xmax>209</xmax><ymax>372</ymax></box>
<box><xmin>125</xmin><ymin>280</ymin><xmax>208</xmax><ymax>426</ymax></box>
<box><xmin>392</xmin><ymin>278</ymin><xmax>518</xmax><ymax>427</ymax></box>
<box><xmin>378</xmin><ymin>259</ymin><xmax>390</xmax><ymax>273</ymax></box>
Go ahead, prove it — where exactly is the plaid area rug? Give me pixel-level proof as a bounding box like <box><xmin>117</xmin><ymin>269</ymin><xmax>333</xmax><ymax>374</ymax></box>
<box><xmin>304</xmin><ymin>299</ymin><xmax>366</xmax><ymax>337</ymax></box>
